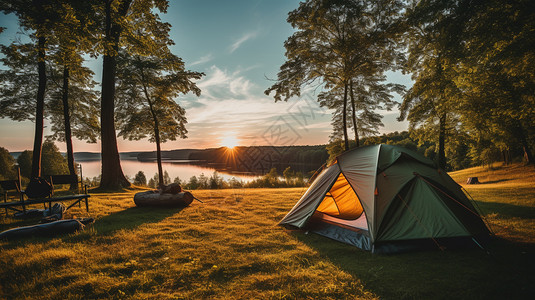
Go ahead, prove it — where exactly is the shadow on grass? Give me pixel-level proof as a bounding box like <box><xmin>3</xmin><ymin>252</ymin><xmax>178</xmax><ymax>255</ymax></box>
<box><xmin>0</xmin><ymin>206</ymin><xmax>186</xmax><ymax>248</ymax></box>
<box><xmin>0</xmin><ymin>215</ymin><xmax>43</xmax><ymax>232</ymax></box>
<box><xmin>475</xmin><ymin>200</ymin><xmax>535</xmax><ymax>219</ymax></box>
<box><xmin>293</xmin><ymin>232</ymin><xmax>535</xmax><ymax>299</ymax></box>
<box><xmin>93</xmin><ymin>206</ymin><xmax>185</xmax><ymax>235</ymax></box>
<box><xmin>481</xmin><ymin>179</ymin><xmax>511</xmax><ymax>184</ymax></box>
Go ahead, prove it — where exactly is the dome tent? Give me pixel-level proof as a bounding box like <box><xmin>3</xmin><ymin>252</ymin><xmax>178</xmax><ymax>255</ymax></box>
<box><xmin>280</xmin><ymin>144</ymin><xmax>490</xmax><ymax>253</ymax></box>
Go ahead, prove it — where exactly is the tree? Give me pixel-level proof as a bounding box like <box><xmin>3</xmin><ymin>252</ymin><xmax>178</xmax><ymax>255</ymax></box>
<box><xmin>453</xmin><ymin>0</ymin><xmax>535</xmax><ymax>164</ymax></box>
<box><xmin>17</xmin><ymin>150</ymin><xmax>33</xmax><ymax>179</ymax></box>
<box><xmin>133</xmin><ymin>171</ymin><xmax>146</xmax><ymax>186</ymax></box>
<box><xmin>402</xmin><ymin>0</ymin><xmax>535</xmax><ymax>166</ymax></box>
<box><xmin>46</xmin><ymin>61</ymin><xmax>100</xmax><ymax>186</ymax></box>
<box><xmin>319</xmin><ymin>77</ymin><xmax>401</xmax><ymax>146</ymax></box>
<box><xmin>266</xmin><ymin>0</ymin><xmax>404</xmax><ymax>151</ymax></box>
<box><xmin>116</xmin><ymin>52</ymin><xmax>203</xmax><ymax>187</ymax></box>
<box><xmin>0</xmin><ymin>1</ymin><xmax>98</xmax><ymax>179</ymax></box>
<box><xmin>45</xmin><ymin>1</ymin><xmax>100</xmax><ymax>188</ymax></box>
<box><xmin>163</xmin><ymin>170</ymin><xmax>171</xmax><ymax>185</ymax></box>
<box><xmin>198</xmin><ymin>173</ymin><xmax>208</xmax><ymax>189</ymax></box>
<box><xmin>0</xmin><ymin>147</ymin><xmax>16</xmax><ymax>180</ymax></box>
<box><xmin>283</xmin><ymin>166</ymin><xmax>294</xmax><ymax>185</ymax></box>
<box><xmin>96</xmin><ymin>0</ymin><xmax>177</xmax><ymax>189</ymax></box>
<box><xmin>41</xmin><ymin>140</ymin><xmax>69</xmax><ymax>175</ymax></box>
<box><xmin>0</xmin><ymin>0</ymin><xmax>62</xmax><ymax>178</ymax></box>
<box><xmin>398</xmin><ymin>0</ymin><xmax>467</xmax><ymax>169</ymax></box>
<box><xmin>0</xmin><ymin>43</ymin><xmax>38</xmax><ymax>124</ymax></box>
<box><xmin>209</xmin><ymin>171</ymin><xmax>221</xmax><ymax>189</ymax></box>
<box><xmin>187</xmin><ymin>176</ymin><xmax>199</xmax><ymax>190</ymax></box>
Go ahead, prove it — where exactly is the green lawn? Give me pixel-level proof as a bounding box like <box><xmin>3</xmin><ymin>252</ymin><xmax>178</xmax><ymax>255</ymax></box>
<box><xmin>1</xmin><ymin>164</ymin><xmax>534</xmax><ymax>299</ymax></box>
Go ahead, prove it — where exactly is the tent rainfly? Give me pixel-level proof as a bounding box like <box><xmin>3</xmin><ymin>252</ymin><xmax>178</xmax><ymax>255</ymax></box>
<box><xmin>280</xmin><ymin>144</ymin><xmax>490</xmax><ymax>253</ymax></box>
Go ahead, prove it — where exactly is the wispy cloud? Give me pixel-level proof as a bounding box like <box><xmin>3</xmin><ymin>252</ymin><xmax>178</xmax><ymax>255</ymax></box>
<box><xmin>229</xmin><ymin>31</ymin><xmax>258</xmax><ymax>53</ymax></box>
<box><xmin>190</xmin><ymin>53</ymin><xmax>214</xmax><ymax>66</ymax></box>
<box><xmin>196</xmin><ymin>65</ymin><xmax>256</xmax><ymax>99</ymax></box>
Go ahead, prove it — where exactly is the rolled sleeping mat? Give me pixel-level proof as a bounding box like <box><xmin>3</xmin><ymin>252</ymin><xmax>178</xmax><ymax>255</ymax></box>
<box><xmin>0</xmin><ymin>219</ymin><xmax>88</xmax><ymax>240</ymax></box>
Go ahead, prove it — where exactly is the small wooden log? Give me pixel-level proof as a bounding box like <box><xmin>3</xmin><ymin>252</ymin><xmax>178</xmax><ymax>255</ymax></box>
<box><xmin>134</xmin><ymin>190</ymin><xmax>194</xmax><ymax>207</ymax></box>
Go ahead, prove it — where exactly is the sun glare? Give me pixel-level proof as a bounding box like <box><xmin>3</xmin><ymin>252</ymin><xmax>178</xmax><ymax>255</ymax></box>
<box><xmin>221</xmin><ymin>135</ymin><xmax>239</xmax><ymax>149</ymax></box>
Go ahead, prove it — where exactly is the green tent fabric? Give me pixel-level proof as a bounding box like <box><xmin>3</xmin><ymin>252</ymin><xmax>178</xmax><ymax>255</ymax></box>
<box><xmin>279</xmin><ymin>144</ymin><xmax>490</xmax><ymax>253</ymax></box>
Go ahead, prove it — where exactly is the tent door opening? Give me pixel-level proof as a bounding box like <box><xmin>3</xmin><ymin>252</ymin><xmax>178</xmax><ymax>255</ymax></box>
<box><xmin>314</xmin><ymin>172</ymin><xmax>369</xmax><ymax>231</ymax></box>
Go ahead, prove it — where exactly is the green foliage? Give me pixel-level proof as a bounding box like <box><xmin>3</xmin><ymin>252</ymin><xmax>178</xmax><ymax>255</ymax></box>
<box><xmin>96</xmin><ymin>0</ymin><xmax>180</xmax><ymax>189</ymax></box>
<box><xmin>400</xmin><ymin>0</ymin><xmax>535</xmax><ymax>166</ymax></box>
<box><xmin>0</xmin><ymin>147</ymin><xmax>16</xmax><ymax>180</ymax></box>
<box><xmin>178</xmin><ymin>167</ymin><xmax>307</xmax><ymax>190</ymax></box>
<box><xmin>186</xmin><ymin>175</ymin><xmax>199</xmax><ymax>190</ymax></box>
<box><xmin>115</xmin><ymin>52</ymin><xmax>203</xmax><ymax>143</ymax></box>
<box><xmin>84</xmin><ymin>175</ymin><xmax>101</xmax><ymax>187</ymax></box>
<box><xmin>283</xmin><ymin>166</ymin><xmax>294</xmax><ymax>183</ymax></box>
<box><xmin>133</xmin><ymin>171</ymin><xmax>147</xmax><ymax>186</ymax></box>
<box><xmin>16</xmin><ymin>151</ymin><xmax>33</xmax><ymax>179</ymax></box>
<box><xmin>0</xmin><ymin>43</ymin><xmax>39</xmax><ymax>122</ymax></box>
<box><xmin>163</xmin><ymin>171</ymin><xmax>171</xmax><ymax>185</ymax></box>
<box><xmin>14</xmin><ymin>142</ymin><xmax>69</xmax><ymax>178</ymax></box>
<box><xmin>147</xmin><ymin>171</ymin><xmax>171</xmax><ymax>188</ymax></box>
<box><xmin>209</xmin><ymin>172</ymin><xmax>223</xmax><ymax>189</ymax></box>
<box><xmin>266</xmin><ymin>0</ymin><xmax>405</xmax><ymax>149</ymax></box>
<box><xmin>244</xmin><ymin>168</ymin><xmax>307</xmax><ymax>188</ymax></box>
<box><xmin>46</xmin><ymin>63</ymin><xmax>100</xmax><ymax>144</ymax></box>
<box><xmin>41</xmin><ymin>141</ymin><xmax>69</xmax><ymax>175</ymax></box>
<box><xmin>326</xmin><ymin>139</ymin><xmax>359</xmax><ymax>164</ymax></box>
<box><xmin>114</xmin><ymin>49</ymin><xmax>203</xmax><ymax>188</ymax></box>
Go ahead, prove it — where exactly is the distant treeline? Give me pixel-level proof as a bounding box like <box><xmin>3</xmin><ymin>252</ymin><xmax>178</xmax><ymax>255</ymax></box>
<box><xmin>136</xmin><ymin>145</ymin><xmax>329</xmax><ymax>176</ymax></box>
<box><xmin>136</xmin><ymin>131</ymin><xmax>532</xmax><ymax>173</ymax></box>
<box><xmin>130</xmin><ymin>166</ymin><xmax>308</xmax><ymax>190</ymax></box>
<box><xmin>328</xmin><ymin>131</ymin><xmax>529</xmax><ymax>171</ymax></box>
<box><xmin>189</xmin><ymin>146</ymin><xmax>328</xmax><ymax>174</ymax></box>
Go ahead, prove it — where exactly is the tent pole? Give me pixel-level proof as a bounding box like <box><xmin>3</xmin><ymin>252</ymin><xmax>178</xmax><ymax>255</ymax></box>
<box><xmin>461</xmin><ymin>186</ymin><xmax>496</xmax><ymax>235</ymax></box>
<box><xmin>472</xmin><ymin>237</ymin><xmax>491</xmax><ymax>255</ymax></box>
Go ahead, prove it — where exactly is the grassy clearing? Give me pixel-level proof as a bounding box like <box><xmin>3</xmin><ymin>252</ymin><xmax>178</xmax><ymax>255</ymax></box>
<box><xmin>450</xmin><ymin>163</ymin><xmax>535</xmax><ymax>244</ymax></box>
<box><xmin>449</xmin><ymin>162</ymin><xmax>535</xmax><ymax>187</ymax></box>
<box><xmin>0</xmin><ymin>165</ymin><xmax>534</xmax><ymax>299</ymax></box>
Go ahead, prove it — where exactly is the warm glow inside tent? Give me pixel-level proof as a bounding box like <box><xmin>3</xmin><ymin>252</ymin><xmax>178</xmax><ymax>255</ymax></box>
<box><xmin>279</xmin><ymin>144</ymin><xmax>490</xmax><ymax>253</ymax></box>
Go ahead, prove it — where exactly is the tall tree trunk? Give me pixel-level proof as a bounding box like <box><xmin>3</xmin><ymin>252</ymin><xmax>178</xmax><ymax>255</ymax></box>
<box><xmin>99</xmin><ymin>0</ymin><xmax>130</xmax><ymax>189</ymax></box>
<box><xmin>61</xmin><ymin>66</ymin><xmax>77</xmax><ymax>190</ymax></box>
<box><xmin>342</xmin><ymin>82</ymin><xmax>349</xmax><ymax>151</ymax></box>
<box><xmin>516</xmin><ymin>124</ymin><xmax>534</xmax><ymax>165</ymax></box>
<box><xmin>437</xmin><ymin>113</ymin><xmax>447</xmax><ymax>169</ymax></box>
<box><xmin>31</xmin><ymin>35</ymin><xmax>47</xmax><ymax>179</ymax></box>
<box><xmin>153</xmin><ymin>120</ymin><xmax>163</xmax><ymax>187</ymax></box>
<box><xmin>139</xmin><ymin>65</ymin><xmax>164</xmax><ymax>188</ymax></box>
<box><xmin>349</xmin><ymin>80</ymin><xmax>360</xmax><ymax>147</ymax></box>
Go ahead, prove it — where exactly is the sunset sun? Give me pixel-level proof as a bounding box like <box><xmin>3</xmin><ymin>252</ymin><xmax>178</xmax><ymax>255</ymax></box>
<box><xmin>220</xmin><ymin>135</ymin><xmax>240</xmax><ymax>149</ymax></box>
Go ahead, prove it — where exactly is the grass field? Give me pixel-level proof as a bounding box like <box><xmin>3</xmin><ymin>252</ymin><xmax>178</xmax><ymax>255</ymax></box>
<box><xmin>1</xmin><ymin>163</ymin><xmax>534</xmax><ymax>299</ymax></box>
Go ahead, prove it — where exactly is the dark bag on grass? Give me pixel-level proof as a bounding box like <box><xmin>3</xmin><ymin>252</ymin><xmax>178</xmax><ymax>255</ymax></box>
<box><xmin>25</xmin><ymin>177</ymin><xmax>52</xmax><ymax>199</ymax></box>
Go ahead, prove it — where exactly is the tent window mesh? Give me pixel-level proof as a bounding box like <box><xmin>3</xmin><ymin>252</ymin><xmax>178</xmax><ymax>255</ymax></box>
<box><xmin>316</xmin><ymin>172</ymin><xmax>363</xmax><ymax>220</ymax></box>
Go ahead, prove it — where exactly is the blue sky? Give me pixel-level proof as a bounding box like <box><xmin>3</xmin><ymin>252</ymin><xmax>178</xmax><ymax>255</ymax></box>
<box><xmin>0</xmin><ymin>0</ymin><xmax>410</xmax><ymax>152</ymax></box>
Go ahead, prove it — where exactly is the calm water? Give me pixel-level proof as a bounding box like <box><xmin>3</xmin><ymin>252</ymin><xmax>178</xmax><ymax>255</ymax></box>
<box><xmin>78</xmin><ymin>159</ymin><xmax>260</xmax><ymax>183</ymax></box>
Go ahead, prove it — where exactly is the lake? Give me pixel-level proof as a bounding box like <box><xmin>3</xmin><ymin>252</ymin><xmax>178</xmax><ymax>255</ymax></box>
<box><xmin>77</xmin><ymin>159</ymin><xmax>261</xmax><ymax>183</ymax></box>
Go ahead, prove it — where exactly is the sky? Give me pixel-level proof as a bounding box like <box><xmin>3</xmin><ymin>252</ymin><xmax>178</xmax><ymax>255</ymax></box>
<box><xmin>0</xmin><ymin>0</ymin><xmax>411</xmax><ymax>152</ymax></box>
